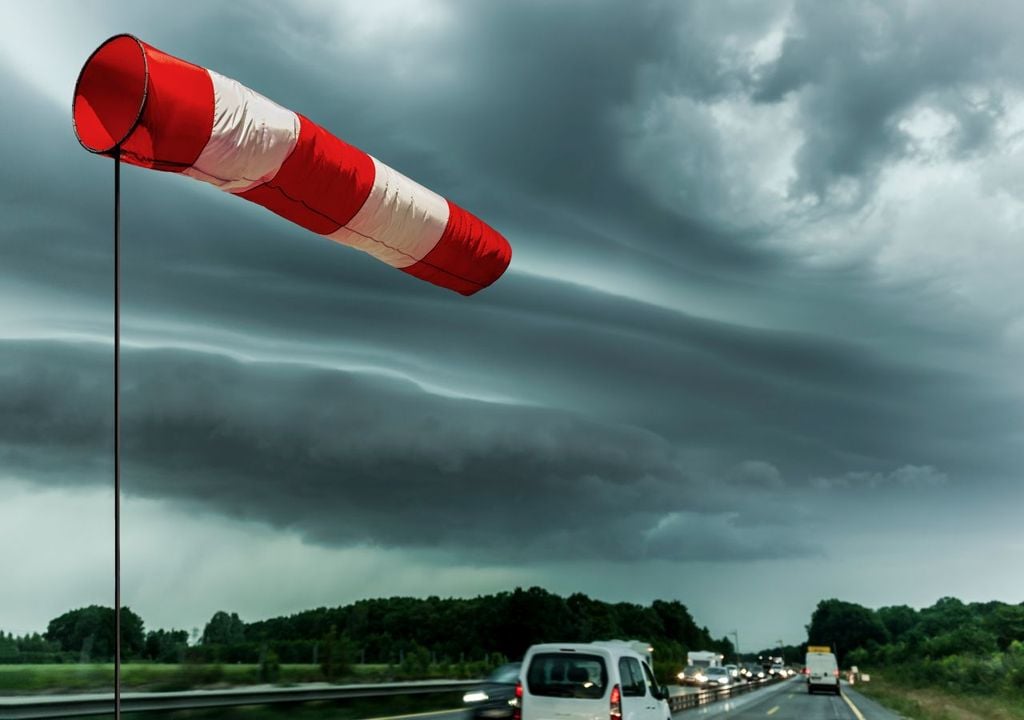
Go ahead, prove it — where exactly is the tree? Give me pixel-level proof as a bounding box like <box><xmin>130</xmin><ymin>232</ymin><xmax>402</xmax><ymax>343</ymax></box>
<box><xmin>45</xmin><ymin>606</ymin><xmax>145</xmax><ymax>660</ymax></box>
<box><xmin>806</xmin><ymin>599</ymin><xmax>888</xmax><ymax>665</ymax></box>
<box><xmin>320</xmin><ymin>625</ymin><xmax>354</xmax><ymax>681</ymax></box>
<box><xmin>877</xmin><ymin>605</ymin><xmax>918</xmax><ymax>643</ymax></box>
<box><xmin>985</xmin><ymin>604</ymin><xmax>1024</xmax><ymax>650</ymax></box>
<box><xmin>145</xmin><ymin>628</ymin><xmax>189</xmax><ymax>662</ymax></box>
<box><xmin>201</xmin><ymin>611</ymin><xmax>246</xmax><ymax>646</ymax></box>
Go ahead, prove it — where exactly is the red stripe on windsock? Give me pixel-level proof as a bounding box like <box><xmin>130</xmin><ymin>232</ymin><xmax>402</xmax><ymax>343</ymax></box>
<box><xmin>73</xmin><ymin>35</ymin><xmax>214</xmax><ymax>170</ymax></box>
<box><xmin>131</xmin><ymin>43</ymin><xmax>214</xmax><ymax>172</ymax></box>
<box><xmin>401</xmin><ymin>201</ymin><xmax>512</xmax><ymax>295</ymax></box>
<box><xmin>238</xmin><ymin>115</ymin><xmax>376</xmax><ymax>235</ymax></box>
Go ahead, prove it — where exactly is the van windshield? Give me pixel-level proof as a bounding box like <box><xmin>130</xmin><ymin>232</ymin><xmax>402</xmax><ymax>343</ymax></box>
<box><xmin>527</xmin><ymin>653</ymin><xmax>608</xmax><ymax>699</ymax></box>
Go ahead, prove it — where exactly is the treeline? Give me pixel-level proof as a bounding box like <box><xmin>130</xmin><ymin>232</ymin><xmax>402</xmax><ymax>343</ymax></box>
<box><xmin>0</xmin><ymin>606</ymin><xmax>187</xmax><ymax>665</ymax></box>
<box><xmin>2</xmin><ymin>588</ymin><xmax>735</xmax><ymax>681</ymax></box>
<box><xmin>806</xmin><ymin>597</ymin><xmax>1024</xmax><ymax>699</ymax></box>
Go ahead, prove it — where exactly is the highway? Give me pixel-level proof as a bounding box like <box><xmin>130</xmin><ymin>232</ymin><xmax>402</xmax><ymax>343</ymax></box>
<box><xmin>680</xmin><ymin>679</ymin><xmax>903</xmax><ymax>720</ymax></box>
<box><xmin>369</xmin><ymin>681</ymin><xmax>904</xmax><ymax>720</ymax></box>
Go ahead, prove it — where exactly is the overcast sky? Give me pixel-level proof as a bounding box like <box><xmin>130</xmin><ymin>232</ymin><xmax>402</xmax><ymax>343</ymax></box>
<box><xmin>2</xmin><ymin>0</ymin><xmax>1023</xmax><ymax>653</ymax></box>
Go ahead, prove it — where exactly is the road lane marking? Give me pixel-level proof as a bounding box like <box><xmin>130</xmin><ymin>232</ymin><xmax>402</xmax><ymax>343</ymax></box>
<box><xmin>766</xmin><ymin>706</ymin><xmax>779</xmax><ymax>716</ymax></box>
<box><xmin>841</xmin><ymin>692</ymin><xmax>867</xmax><ymax>720</ymax></box>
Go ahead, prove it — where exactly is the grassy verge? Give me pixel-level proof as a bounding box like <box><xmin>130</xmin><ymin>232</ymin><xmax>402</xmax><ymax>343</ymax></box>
<box><xmin>855</xmin><ymin>674</ymin><xmax>1024</xmax><ymax>720</ymax></box>
<box><xmin>0</xmin><ymin>663</ymin><xmax>407</xmax><ymax>695</ymax></box>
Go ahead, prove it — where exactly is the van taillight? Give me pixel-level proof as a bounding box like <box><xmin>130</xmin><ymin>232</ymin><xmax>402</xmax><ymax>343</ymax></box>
<box><xmin>610</xmin><ymin>685</ymin><xmax>622</xmax><ymax>720</ymax></box>
<box><xmin>513</xmin><ymin>681</ymin><xmax>523</xmax><ymax>720</ymax></box>
<box><xmin>833</xmin><ymin>669</ymin><xmax>840</xmax><ymax>678</ymax></box>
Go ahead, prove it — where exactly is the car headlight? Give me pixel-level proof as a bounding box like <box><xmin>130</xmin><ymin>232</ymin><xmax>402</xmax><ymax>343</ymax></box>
<box><xmin>463</xmin><ymin>692</ymin><xmax>489</xmax><ymax>703</ymax></box>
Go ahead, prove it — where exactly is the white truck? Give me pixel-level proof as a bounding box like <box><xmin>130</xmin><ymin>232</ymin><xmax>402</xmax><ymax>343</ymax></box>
<box><xmin>805</xmin><ymin>648</ymin><xmax>840</xmax><ymax>695</ymax></box>
<box><xmin>678</xmin><ymin>650</ymin><xmax>723</xmax><ymax>686</ymax></box>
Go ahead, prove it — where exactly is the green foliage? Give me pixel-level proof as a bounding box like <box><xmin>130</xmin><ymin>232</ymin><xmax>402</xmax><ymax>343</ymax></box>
<box><xmin>877</xmin><ymin>605</ymin><xmax>918</xmax><ymax>643</ymax></box>
<box><xmin>144</xmin><ymin>628</ymin><xmax>189</xmax><ymax>663</ymax></box>
<box><xmin>202</xmin><ymin>611</ymin><xmax>247</xmax><ymax>646</ymax></box>
<box><xmin>320</xmin><ymin>626</ymin><xmax>355</xmax><ymax>681</ymax></box>
<box><xmin>260</xmin><ymin>650</ymin><xmax>281</xmax><ymax>683</ymax></box>
<box><xmin>807</xmin><ymin>596</ymin><xmax>1024</xmax><ymax>706</ymax></box>
<box><xmin>44</xmin><ymin>606</ymin><xmax>145</xmax><ymax>661</ymax></box>
<box><xmin>241</xmin><ymin>586</ymin><xmax>721</xmax><ymax>670</ymax></box>
<box><xmin>807</xmin><ymin>599</ymin><xmax>889</xmax><ymax>664</ymax></box>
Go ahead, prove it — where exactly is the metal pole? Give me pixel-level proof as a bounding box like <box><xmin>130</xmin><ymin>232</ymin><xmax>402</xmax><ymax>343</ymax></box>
<box><xmin>113</xmin><ymin>148</ymin><xmax>122</xmax><ymax>720</ymax></box>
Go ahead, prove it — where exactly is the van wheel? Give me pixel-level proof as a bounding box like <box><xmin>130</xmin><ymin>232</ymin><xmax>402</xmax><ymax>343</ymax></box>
<box><xmin>807</xmin><ymin>687</ymin><xmax>812</xmax><ymax>694</ymax></box>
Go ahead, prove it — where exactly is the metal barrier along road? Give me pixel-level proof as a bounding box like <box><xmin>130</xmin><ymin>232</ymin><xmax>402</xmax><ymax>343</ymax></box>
<box><xmin>668</xmin><ymin>676</ymin><xmax>787</xmax><ymax>712</ymax></box>
<box><xmin>1</xmin><ymin>675</ymin><xmax>793</xmax><ymax>719</ymax></box>
<box><xmin>0</xmin><ymin>679</ymin><xmax>477</xmax><ymax>720</ymax></box>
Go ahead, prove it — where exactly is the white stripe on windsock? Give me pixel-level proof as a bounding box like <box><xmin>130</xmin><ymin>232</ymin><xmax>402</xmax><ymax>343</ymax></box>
<box><xmin>183</xmin><ymin>70</ymin><xmax>300</xmax><ymax>193</ymax></box>
<box><xmin>325</xmin><ymin>156</ymin><xmax>450</xmax><ymax>268</ymax></box>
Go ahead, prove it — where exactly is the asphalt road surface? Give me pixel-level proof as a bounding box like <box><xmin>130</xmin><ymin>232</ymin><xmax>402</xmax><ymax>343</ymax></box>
<box><xmin>680</xmin><ymin>680</ymin><xmax>903</xmax><ymax>720</ymax></box>
<box><xmin>370</xmin><ymin>682</ymin><xmax>904</xmax><ymax>720</ymax></box>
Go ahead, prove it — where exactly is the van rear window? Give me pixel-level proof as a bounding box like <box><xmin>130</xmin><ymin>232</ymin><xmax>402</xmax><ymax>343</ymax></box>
<box><xmin>527</xmin><ymin>653</ymin><xmax>608</xmax><ymax>699</ymax></box>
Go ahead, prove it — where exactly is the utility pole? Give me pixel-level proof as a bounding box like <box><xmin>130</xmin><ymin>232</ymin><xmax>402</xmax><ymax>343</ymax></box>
<box><xmin>729</xmin><ymin>630</ymin><xmax>739</xmax><ymax>662</ymax></box>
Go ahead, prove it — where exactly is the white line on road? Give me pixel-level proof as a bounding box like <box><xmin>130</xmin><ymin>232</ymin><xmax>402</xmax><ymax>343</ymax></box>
<box><xmin>841</xmin><ymin>692</ymin><xmax>867</xmax><ymax>720</ymax></box>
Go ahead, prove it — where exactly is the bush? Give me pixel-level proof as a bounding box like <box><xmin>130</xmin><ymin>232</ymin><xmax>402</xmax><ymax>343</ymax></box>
<box><xmin>260</xmin><ymin>650</ymin><xmax>281</xmax><ymax>683</ymax></box>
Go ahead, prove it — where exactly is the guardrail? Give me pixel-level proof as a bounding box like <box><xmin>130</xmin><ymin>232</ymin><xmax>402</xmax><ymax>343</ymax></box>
<box><xmin>0</xmin><ymin>679</ymin><xmax>477</xmax><ymax>720</ymax></box>
<box><xmin>668</xmin><ymin>675</ymin><xmax>789</xmax><ymax>712</ymax></box>
<box><xmin>1</xmin><ymin>674</ymin><xmax>793</xmax><ymax>719</ymax></box>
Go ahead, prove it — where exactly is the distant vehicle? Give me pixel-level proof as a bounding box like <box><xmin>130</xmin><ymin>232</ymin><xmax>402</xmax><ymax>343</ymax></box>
<box><xmin>521</xmin><ymin>642</ymin><xmax>672</xmax><ymax>720</ymax></box>
<box><xmin>769</xmin><ymin>663</ymin><xmax>786</xmax><ymax>677</ymax></box>
<box><xmin>724</xmin><ymin>664</ymin><xmax>740</xmax><ymax>679</ymax></box>
<box><xmin>463</xmin><ymin>662</ymin><xmax>522</xmax><ymax>720</ymax></box>
<box><xmin>805</xmin><ymin>650</ymin><xmax>840</xmax><ymax>695</ymax></box>
<box><xmin>678</xmin><ymin>650</ymin><xmax>723</xmax><ymax>686</ymax></box>
<box><xmin>742</xmin><ymin>663</ymin><xmax>766</xmax><ymax>681</ymax></box>
<box><xmin>703</xmin><ymin>666</ymin><xmax>733</xmax><ymax>687</ymax></box>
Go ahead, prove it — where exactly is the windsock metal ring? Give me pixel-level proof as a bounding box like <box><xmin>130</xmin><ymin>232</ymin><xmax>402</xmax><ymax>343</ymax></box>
<box><xmin>72</xmin><ymin>34</ymin><xmax>511</xmax><ymax>295</ymax></box>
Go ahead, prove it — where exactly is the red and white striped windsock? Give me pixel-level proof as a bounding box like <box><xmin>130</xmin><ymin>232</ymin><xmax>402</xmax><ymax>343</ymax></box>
<box><xmin>72</xmin><ymin>34</ymin><xmax>511</xmax><ymax>296</ymax></box>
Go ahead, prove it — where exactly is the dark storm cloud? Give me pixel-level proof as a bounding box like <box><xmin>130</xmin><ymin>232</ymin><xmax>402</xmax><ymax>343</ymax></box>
<box><xmin>0</xmin><ymin>339</ymin><xmax>817</xmax><ymax>562</ymax></box>
<box><xmin>753</xmin><ymin>0</ymin><xmax>1020</xmax><ymax>202</ymax></box>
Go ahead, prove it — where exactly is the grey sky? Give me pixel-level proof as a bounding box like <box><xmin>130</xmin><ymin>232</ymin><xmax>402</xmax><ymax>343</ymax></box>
<box><xmin>2</xmin><ymin>0</ymin><xmax>1023</xmax><ymax>651</ymax></box>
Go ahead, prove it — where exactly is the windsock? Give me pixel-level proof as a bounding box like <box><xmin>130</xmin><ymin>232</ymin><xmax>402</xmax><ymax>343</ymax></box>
<box><xmin>72</xmin><ymin>34</ymin><xmax>510</xmax><ymax>295</ymax></box>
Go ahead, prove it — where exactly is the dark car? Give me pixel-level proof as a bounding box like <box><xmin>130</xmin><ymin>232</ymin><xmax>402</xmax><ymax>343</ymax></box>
<box><xmin>463</xmin><ymin>663</ymin><xmax>522</xmax><ymax>720</ymax></box>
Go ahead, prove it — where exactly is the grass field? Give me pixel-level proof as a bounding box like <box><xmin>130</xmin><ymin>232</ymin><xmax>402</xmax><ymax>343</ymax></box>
<box><xmin>856</xmin><ymin>674</ymin><xmax>1024</xmax><ymax>720</ymax></box>
<box><xmin>0</xmin><ymin>663</ymin><xmax>393</xmax><ymax>694</ymax></box>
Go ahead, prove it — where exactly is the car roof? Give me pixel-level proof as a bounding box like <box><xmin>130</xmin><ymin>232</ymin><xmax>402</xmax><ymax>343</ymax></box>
<box><xmin>525</xmin><ymin>643</ymin><xmax>640</xmax><ymax>660</ymax></box>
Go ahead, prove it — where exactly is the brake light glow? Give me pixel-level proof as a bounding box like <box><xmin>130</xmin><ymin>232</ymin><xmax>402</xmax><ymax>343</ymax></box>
<box><xmin>833</xmin><ymin>669</ymin><xmax>840</xmax><ymax>678</ymax></box>
<box><xmin>513</xmin><ymin>681</ymin><xmax>522</xmax><ymax>720</ymax></box>
<box><xmin>610</xmin><ymin>684</ymin><xmax>622</xmax><ymax>720</ymax></box>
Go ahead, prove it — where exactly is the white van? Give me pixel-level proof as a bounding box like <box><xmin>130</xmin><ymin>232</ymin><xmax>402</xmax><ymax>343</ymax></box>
<box><xmin>520</xmin><ymin>643</ymin><xmax>671</xmax><ymax>720</ymax></box>
<box><xmin>804</xmin><ymin>651</ymin><xmax>840</xmax><ymax>695</ymax></box>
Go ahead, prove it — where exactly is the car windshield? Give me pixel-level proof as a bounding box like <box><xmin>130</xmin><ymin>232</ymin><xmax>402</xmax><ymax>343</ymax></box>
<box><xmin>527</xmin><ymin>653</ymin><xmax>607</xmax><ymax>699</ymax></box>
<box><xmin>488</xmin><ymin>663</ymin><xmax>521</xmax><ymax>683</ymax></box>
<box><xmin>706</xmin><ymin>668</ymin><xmax>728</xmax><ymax>676</ymax></box>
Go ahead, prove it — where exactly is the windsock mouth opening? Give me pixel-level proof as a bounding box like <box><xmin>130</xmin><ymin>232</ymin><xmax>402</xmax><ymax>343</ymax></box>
<box><xmin>73</xmin><ymin>34</ymin><xmax>148</xmax><ymax>154</ymax></box>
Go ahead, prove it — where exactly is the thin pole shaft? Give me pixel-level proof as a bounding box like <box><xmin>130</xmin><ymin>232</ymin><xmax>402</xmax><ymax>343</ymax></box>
<box><xmin>113</xmin><ymin>149</ymin><xmax>122</xmax><ymax>720</ymax></box>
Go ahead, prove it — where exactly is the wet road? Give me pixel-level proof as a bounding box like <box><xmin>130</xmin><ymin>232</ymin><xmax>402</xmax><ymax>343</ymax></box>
<box><xmin>681</xmin><ymin>681</ymin><xmax>903</xmax><ymax>720</ymax></box>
